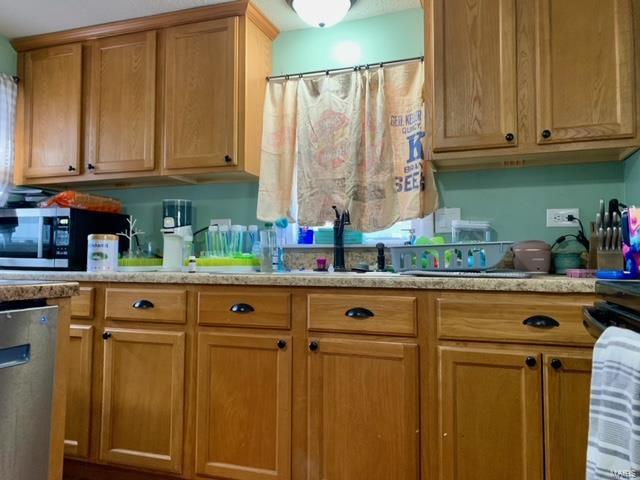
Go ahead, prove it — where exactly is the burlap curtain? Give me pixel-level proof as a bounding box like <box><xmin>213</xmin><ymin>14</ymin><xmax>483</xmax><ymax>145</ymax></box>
<box><xmin>258</xmin><ymin>60</ymin><xmax>437</xmax><ymax>232</ymax></box>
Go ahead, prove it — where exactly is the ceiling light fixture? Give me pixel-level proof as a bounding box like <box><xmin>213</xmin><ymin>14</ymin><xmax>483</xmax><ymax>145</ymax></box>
<box><xmin>286</xmin><ymin>0</ymin><xmax>358</xmax><ymax>28</ymax></box>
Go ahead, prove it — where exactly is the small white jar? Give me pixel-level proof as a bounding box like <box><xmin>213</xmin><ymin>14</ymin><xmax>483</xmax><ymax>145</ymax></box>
<box><xmin>87</xmin><ymin>234</ymin><xmax>119</xmax><ymax>272</ymax></box>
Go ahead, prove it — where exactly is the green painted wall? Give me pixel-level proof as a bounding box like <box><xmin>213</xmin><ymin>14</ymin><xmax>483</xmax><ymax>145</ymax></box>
<box><xmin>272</xmin><ymin>9</ymin><xmax>424</xmax><ymax>74</ymax></box>
<box><xmin>625</xmin><ymin>150</ymin><xmax>640</xmax><ymax>205</ymax></box>
<box><xmin>96</xmin><ymin>8</ymin><xmax>626</xmax><ymax>247</ymax></box>
<box><xmin>0</xmin><ymin>35</ymin><xmax>16</xmax><ymax>74</ymax></box>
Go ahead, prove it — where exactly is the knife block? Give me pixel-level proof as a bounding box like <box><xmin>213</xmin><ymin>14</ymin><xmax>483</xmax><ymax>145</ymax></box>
<box><xmin>597</xmin><ymin>250</ymin><xmax>624</xmax><ymax>271</ymax></box>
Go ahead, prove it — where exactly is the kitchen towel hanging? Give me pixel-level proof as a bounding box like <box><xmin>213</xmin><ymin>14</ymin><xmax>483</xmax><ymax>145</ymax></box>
<box><xmin>296</xmin><ymin>68</ymin><xmax>399</xmax><ymax>232</ymax></box>
<box><xmin>0</xmin><ymin>75</ymin><xmax>17</xmax><ymax>208</ymax></box>
<box><xmin>586</xmin><ymin>326</ymin><xmax>640</xmax><ymax>479</ymax></box>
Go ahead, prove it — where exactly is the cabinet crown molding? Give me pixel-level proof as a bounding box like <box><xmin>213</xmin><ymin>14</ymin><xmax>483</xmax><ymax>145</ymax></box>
<box><xmin>11</xmin><ymin>0</ymin><xmax>279</xmax><ymax>52</ymax></box>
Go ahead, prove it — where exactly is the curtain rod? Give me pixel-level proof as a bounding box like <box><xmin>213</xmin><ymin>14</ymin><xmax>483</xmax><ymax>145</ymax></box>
<box><xmin>266</xmin><ymin>55</ymin><xmax>424</xmax><ymax>81</ymax></box>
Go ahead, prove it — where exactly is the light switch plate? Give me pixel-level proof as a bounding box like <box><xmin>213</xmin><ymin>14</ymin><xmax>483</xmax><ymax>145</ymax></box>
<box><xmin>546</xmin><ymin>208</ymin><xmax>580</xmax><ymax>227</ymax></box>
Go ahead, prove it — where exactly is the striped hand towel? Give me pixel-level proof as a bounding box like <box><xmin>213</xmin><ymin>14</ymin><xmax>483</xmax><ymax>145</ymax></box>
<box><xmin>587</xmin><ymin>326</ymin><xmax>640</xmax><ymax>479</ymax></box>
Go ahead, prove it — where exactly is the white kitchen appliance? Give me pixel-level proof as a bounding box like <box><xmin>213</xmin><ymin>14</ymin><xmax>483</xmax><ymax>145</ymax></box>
<box><xmin>161</xmin><ymin>199</ymin><xmax>193</xmax><ymax>271</ymax></box>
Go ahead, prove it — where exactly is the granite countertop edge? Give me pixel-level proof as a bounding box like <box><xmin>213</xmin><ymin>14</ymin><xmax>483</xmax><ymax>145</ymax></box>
<box><xmin>0</xmin><ymin>281</ymin><xmax>79</xmax><ymax>302</ymax></box>
<box><xmin>0</xmin><ymin>271</ymin><xmax>596</xmax><ymax>294</ymax></box>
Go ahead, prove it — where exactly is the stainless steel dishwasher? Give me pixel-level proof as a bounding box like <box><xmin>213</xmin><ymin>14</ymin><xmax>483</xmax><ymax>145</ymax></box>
<box><xmin>0</xmin><ymin>299</ymin><xmax>59</xmax><ymax>480</ymax></box>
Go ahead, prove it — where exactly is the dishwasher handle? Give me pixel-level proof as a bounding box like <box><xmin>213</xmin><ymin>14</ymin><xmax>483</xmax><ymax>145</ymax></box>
<box><xmin>0</xmin><ymin>344</ymin><xmax>31</xmax><ymax>369</ymax></box>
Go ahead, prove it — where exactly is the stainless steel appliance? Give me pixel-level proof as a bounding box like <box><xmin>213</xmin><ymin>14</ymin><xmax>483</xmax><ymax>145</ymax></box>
<box><xmin>0</xmin><ymin>298</ymin><xmax>59</xmax><ymax>480</ymax></box>
<box><xmin>0</xmin><ymin>207</ymin><xmax>129</xmax><ymax>270</ymax></box>
<box><xmin>583</xmin><ymin>280</ymin><xmax>640</xmax><ymax>338</ymax></box>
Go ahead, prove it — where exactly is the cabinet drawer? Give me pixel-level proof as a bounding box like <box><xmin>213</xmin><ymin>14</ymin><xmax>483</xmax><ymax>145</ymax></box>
<box><xmin>198</xmin><ymin>292</ymin><xmax>291</xmax><ymax>329</ymax></box>
<box><xmin>307</xmin><ymin>294</ymin><xmax>417</xmax><ymax>336</ymax></box>
<box><xmin>71</xmin><ymin>287</ymin><xmax>95</xmax><ymax>319</ymax></box>
<box><xmin>436</xmin><ymin>293</ymin><xmax>595</xmax><ymax>345</ymax></box>
<box><xmin>105</xmin><ymin>288</ymin><xmax>187</xmax><ymax>324</ymax></box>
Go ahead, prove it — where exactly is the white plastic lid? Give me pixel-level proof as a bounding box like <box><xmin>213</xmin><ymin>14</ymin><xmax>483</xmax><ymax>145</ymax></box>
<box><xmin>231</xmin><ymin>225</ymin><xmax>242</xmax><ymax>232</ymax></box>
<box><xmin>220</xmin><ymin>225</ymin><xmax>230</xmax><ymax>232</ymax></box>
<box><xmin>248</xmin><ymin>225</ymin><xmax>258</xmax><ymax>232</ymax></box>
<box><xmin>208</xmin><ymin>225</ymin><xmax>219</xmax><ymax>232</ymax></box>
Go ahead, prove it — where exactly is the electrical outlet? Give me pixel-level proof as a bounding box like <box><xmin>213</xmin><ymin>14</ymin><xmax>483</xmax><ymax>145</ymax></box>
<box><xmin>546</xmin><ymin>208</ymin><xmax>580</xmax><ymax>227</ymax></box>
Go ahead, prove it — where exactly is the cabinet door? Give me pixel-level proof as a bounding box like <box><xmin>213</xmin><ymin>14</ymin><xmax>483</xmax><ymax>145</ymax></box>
<box><xmin>163</xmin><ymin>18</ymin><xmax>237</xmax><ymax>171</ymax></box>
<box><xmin>307</xmin><ymin>338</ymin><xmax>419</xmax><ymax>480</ymax></box>
<box><xmin>195</xmin><ymin>333</ymin><xmax>292</xmax><ymax>480</ymax></box>
<box><xmin>432</xmin><ymin>0</ymin><xmax>518</xmax><ymax>151</ymax></box>
<box><xmin>23</xmin><ymin>43</ymin><xmax>82</xmax><ymax>178</ymax></box>
<box><xmin>439</xmin><ymin>346</ymin><xmax>543</xmax><ymax>480</ymax></box>
<box><xmin>100</xmin><ymin>328</ymin><xmax>185</xmax><ymax>474</ymax></box>
<box><xmin>87</xmin><ymin>31</ymin><xmax>156</xmax><ymax>174</ymax></box>
<box><xmin>64</xmin><ymin>325</ymin><xmax>93</xmax><ymax>459</ymax></box>
<box><xmin>543</xmin><ymin>351</ymin><xmax>593</xmax><ymax>480</ymax></box>
<box><xmin>536</xmin><ymin>0</ymin><xmax>635</xmax><ymax>143</ymax></box>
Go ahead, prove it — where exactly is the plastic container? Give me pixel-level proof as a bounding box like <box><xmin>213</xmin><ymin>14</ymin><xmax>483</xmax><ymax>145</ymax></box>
<box><xmin>260</xmin><ymin>224</ymin><xmax>276</xmax><ymax>273</ymax></box>
<box><xmin>230</xmin><ymin>225</ymin><xmax>244</xmax><ymax>255</ymax></box>
<box><xmin>451</xmin><ymin>220</ymin><xmax>492</xmax><ymax>243</ymax></box>
<box><xmin>162</xmin><ymin>199</ymin><xmax>192</xmax><ymax>228</ymax></box>
<box><xmin>298</xmin><ymin>227</ymin><xmax>314</xmax><ymax>244</ymax></box>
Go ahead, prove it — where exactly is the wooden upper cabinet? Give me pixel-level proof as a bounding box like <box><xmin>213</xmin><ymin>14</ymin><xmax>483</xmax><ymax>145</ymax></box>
<box><xmin>23</xmin><ymin>43</ymin><xmax>82</xmax><ymax>178</ymax></box>
<box><xmin>163</xmin><ymin>18</ymin><xmax>238</xmax><ymax>172</ymax></box>
<box><xmin>432</xmin><ymin>0</ymin><xmax>518</xmax><ymax>152</ymax></box>
<box><xmin>439</xmin><ymin>346</ymin><xmax>543</xmax><ymax>480</ymax></box>
<box><xmin>99</xmin><ymin>328</ymin><xmax>185</xmax><ymax>474</ymax></box>
<box><xmin>543</xmin><ymin>351</ymin><xmax>593</xmax><ymax>480</ymax></box>
<box><xmin>195</xmin><ymin>333</ymin><xmax>292</xmax><ymax>480</ymax></box>
<box><xmin>307</xmin><ymin>338</ymin><xmax>419</xmax><ymax>480</ymax></box>
<box><xmin>64</xmin><ymin>325</ymin><xmax>93</xmax><ymax>459</ymax></box>
<box><xmin>87</xmin><ymin>31</ymin><xmax>156</xmax><ymax>174</ymax></box>
<box><xmin>536</xmin><ymin>0</ymin><xmax>636</xmax><ymax>143</ymax></box>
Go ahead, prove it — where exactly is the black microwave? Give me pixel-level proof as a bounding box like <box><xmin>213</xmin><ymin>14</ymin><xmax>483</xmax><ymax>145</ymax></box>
<box><xmin>0</xmin><ymin>208</ymin><xmax>129</xmax><ymax>270</ymax></box>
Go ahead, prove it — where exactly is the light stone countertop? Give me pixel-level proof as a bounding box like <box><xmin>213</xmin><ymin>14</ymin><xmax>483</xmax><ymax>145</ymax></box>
<box><xmin>0</xmin><ymin>279</ymin><xmax>79</xmax><ymax>302</ymax></box>
<box><xmin>0</xmin><ymin>270</ymin><xmax>596</xmax><ymax>294</ymax></box>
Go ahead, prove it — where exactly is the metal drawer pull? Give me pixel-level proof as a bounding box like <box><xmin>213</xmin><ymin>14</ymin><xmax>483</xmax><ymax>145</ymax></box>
<box><xmin>132</xmin><ymin>299</ymin><xmax>154</xmax><ymax>309</ymax></box>
<box><xmin>230</xmin><ymin>303</ymin><xmax>255</xmax><ymax>314</ymax></box>
<box><xmin>522</xmin><ymin>315</ymin><xmax>560</xmax><ymax>329</ymax></box>
<box><xmin>345</xmin><ymin>307</ymin><xmax>375</xmax><ymax>319</ymax></box>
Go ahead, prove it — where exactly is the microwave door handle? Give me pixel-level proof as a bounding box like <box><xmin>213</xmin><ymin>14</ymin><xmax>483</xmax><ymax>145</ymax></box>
<box><xmin>37</xmin><ymin>216</ymin><xmax>44</xmax><ymax>258</ymax></box>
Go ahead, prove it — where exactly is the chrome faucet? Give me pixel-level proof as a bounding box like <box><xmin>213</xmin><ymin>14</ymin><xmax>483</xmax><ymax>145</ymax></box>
<box><xmin>332</xmin><ymin>206</ymin><xmax>350</xmax><ymax>272</ymax></box>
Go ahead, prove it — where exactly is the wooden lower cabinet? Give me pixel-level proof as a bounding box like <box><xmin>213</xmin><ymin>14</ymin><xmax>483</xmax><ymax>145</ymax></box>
<box><xmin>307</xmin><ymin>338</ymin><xmax>419</xmax><ymax>480</ymax></box>
<box><xmin>99</xmin><ymin>328</ymin><xmax>185</xmax><ymax>474</ymax></box>
<box><xmin>438</xmin><ymin>345</ymin><xmax>593</xmax><ymax>480</ymax></box>
<box><xmin>195</xmin><ymin>332</ymin><xmax>292</xmax><ymax>480</ymax></box>
<box><xmin>543</xmin><ymin>351</ymin><xmax>593</xmax><ymax>480</ymax></box>
<box><xmin>439</xmin><ymin>346</ymin><xmax>544</xmax><ymax>480</ymax></box>
<box><xmin>64</xmin><ymin>325</ymin><xmax>93</xmax><ymax>459</ymax></box>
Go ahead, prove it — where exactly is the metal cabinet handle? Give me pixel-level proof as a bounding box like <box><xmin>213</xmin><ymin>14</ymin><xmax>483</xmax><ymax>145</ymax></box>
<box><xmin>345</xmin><ymin>307</ymin><xmax>375</xmax><ymax>319</ymax></box>
<box><xmin>505</xmin><ymin>133</ymin><xmax>515</xmax><ymax>142</ymax></box>
<box><xmin>230</xmin><ymin>303</ymin><xmax>255</xmax><ymax>314</ymax></box>
<box><xmin>541</xmin><ymin>129</ymin><xmax>552</xmax><ymax>139</ymax></box>
<box><xmin>68</xmin><ymin>165</ymin><xmax>76</xmax><ymax>172</ymax></box>
<box><xmin>87</xmin><ymin>163</ymin><xmax>96</xmax><ymax>170</ymax></box>
<box><xmin>522</xmin><ymin>315</ymin><xmax>560</xmax><ymax>329</ymax></box>
<box><xmin>102</xmin><ymin>332</ymin><xmax>112</xmax><ymax>340</ymax></box>
<box><xmin>309</xmin><ymin>341</ymin><xmax>319</xmax><ymax>352</ymax></box>
<box><xmin>224</xmin><ymin>155</ymin><xmax>233</xmax><ymax>163</ymax></box>
<box><xmin>525</xmin><ymin>356</ymin><xmax>537</xmax><ymax>368</ymax></box>
<box><xmin>277</xmin><ymin>339</ymin><xmax>287</xmax><ymax>350</ymax></box>
<box><xmin>550</xmin><ymin>358</ymin><xmax>563</xmax><ymax>370</ymax></box>
<box><xmin>132</xmin><ymin>299</ymin><xmax>154</xmax><ymax>309</ymax></box>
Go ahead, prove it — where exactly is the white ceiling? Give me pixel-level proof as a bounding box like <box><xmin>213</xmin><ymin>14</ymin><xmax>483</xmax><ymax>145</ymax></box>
<box><xmin>0</xmin><ymin>0</ymin><xmax>421</xmax><ymax>39</ymax></box>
